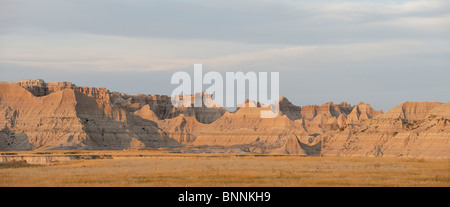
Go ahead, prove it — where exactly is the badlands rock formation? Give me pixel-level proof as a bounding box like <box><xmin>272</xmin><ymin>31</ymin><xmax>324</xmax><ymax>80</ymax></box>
<box><xmin>320</xmin><ymin>102</ymin><xmax>450</xmax><ymax>158</ymax></box>
<box><xmin>0</xmin><ymin>81</ymin><xmax>178</xmax><ymax>150</ymax></box>
<box><xmin>0</xmin><ymin>80</ymin><xmax>448</xmax><ymax>158</ymax></box>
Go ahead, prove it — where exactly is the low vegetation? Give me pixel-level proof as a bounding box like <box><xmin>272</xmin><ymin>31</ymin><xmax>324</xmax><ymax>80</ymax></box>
<box><xmin>0</xmin><ymin>151</ymin><xmax>448</xmax><ymax>187</ymax></box>
<box><xmin>0</xmin><ymin>161</ymin><xmax>39</xmax><ymax>169</ymax></box>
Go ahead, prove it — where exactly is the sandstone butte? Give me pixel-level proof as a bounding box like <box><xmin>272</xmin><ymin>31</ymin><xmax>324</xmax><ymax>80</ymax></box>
<box><xmin>0</xmin><ymin>80</ymin><xmax>448</xmax><ymax>158</ymax></box>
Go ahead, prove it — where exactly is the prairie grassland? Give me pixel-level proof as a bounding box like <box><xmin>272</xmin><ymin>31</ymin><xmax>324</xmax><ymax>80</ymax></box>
<box><xmin>0</xmin><ymin>151</ymin><xmax>448</xmax><ymax>187</ymax></box>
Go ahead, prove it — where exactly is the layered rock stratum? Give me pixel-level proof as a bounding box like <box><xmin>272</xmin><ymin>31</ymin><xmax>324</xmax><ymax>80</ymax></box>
<box><xmin>0</xmin><ymin>80</ymin><xmax>448</xmax><ymax>158</ymax></box>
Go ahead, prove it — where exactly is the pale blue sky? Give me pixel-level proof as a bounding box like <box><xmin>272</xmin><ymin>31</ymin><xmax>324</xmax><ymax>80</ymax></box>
<box><xmin>0</xmin><ymin>0</ymin><xmax>449</xmax><ymax>111</ymax></box>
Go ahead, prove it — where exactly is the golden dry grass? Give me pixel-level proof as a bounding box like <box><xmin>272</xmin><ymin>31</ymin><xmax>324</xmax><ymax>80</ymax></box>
<box><xmin>0</xmin><ymin>151</ymin><xmax>448</xmax><ymax>187</ymax></box>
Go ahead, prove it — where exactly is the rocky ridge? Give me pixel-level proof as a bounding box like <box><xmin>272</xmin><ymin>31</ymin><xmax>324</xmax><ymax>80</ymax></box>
<box><xmin>0</xmin><ymin>80</ymin><xmax>448</xmax><ymax>158</ymax></box>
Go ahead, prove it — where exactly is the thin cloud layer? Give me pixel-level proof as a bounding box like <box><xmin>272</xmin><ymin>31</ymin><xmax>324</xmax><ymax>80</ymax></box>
<box><xmin>0</xmin><ymin>0</ymin><xmax>449</xmax><ymax>110</ymax></box>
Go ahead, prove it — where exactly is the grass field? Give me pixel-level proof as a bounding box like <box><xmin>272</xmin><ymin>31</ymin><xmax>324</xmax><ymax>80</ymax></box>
<box><xmin>0</xmin><ymin>150</ymin><xmax>448</xmax><ymax>187</ymax></box>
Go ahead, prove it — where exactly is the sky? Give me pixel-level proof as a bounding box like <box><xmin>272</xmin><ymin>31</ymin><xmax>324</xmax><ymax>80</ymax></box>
<box><xmin>0</xmin><ymin>0</ymin><xmax>449</xmax><ymax>111</ymax></box>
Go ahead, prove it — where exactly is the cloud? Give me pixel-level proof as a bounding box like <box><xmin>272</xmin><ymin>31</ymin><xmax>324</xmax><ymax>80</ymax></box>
<box><xmin>1</xmin><ymin>0</ymin><xmax>449</xmax><ymax>45</ymax></box>
<box><xmin>1</xmin><ymin>32</ymin><xmax>447</xmax><ymax>73</ymax></box>
<box><xmin>0</xmin><ymin>0</ymin><xmax>449</xmax><ymax>110</ymax></box>
<box><xmin>384</xmin><ymin>0</ymin><xmax>449</xmax><ymax>14</ymax></box>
